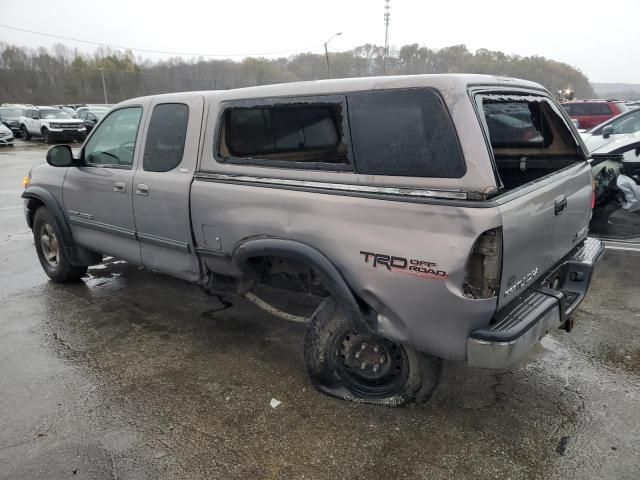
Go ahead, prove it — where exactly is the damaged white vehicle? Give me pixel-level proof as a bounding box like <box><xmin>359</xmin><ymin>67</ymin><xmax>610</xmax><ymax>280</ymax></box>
<box><xmin>591</xmin><ymin>135</ymin><xmax>640</xmax><ymax>247</ymax></box>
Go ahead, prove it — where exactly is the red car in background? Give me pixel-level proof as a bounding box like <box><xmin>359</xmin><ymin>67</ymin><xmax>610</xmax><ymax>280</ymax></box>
<box><xmin>561</xmin><ymin>100</ymin><xmax>628</xmax><ymax>130</ymax></box>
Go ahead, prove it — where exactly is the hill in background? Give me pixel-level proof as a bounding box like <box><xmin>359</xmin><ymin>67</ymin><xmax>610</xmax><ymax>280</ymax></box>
<box><xmin>0</xmin><ymin>42</ymin><xmax>595</xmax><ymax>104</ymax></box>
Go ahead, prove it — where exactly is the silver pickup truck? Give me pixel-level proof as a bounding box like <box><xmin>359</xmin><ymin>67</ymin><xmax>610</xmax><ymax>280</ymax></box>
<box><xmin>23</xmin><ymin>74</ymin><xmax>604</xmax><ymax>406</ymax></box>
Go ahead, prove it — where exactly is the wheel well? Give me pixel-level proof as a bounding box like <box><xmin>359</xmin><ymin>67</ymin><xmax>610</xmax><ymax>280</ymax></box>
<box><xmin>247</xmin><ymin>255</ymin><xmax>329</xmax><ymax>296</ymax></box>
<box><xmin>231</xmin><ymin>237</ymin><xmax>370</xmax><ymax>331</ymax></box>
<box><xmin>25</xmin><ymin>198</ymin><xmax>45</xmax><ymax>228</ymax></box>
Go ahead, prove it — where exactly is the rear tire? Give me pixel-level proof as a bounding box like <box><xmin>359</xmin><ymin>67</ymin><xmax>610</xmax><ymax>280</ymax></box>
<box><xmin>33</xmin><ymin>207</ymin><xmax>87</xmax><ymax>283</ymax></box>
<box><xmin>304</xmin><ymin>297</ymin><xmax>441</xmax><ymax>407</ymax></box>
<box><xmin>21</xmin><ymin>125</ymin><xmax>31</xmax><ymax>140</ymax></box>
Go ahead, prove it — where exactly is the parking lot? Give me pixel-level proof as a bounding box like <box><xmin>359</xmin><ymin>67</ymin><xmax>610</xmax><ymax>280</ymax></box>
<box><xmin>1</xmin><ymin>139</ymin><xmax>639</xmax><ymax>479</ymax></box>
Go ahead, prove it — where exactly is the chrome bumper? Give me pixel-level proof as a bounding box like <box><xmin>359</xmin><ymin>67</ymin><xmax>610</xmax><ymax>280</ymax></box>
<box><xmin>467</xmin><ymin>237</ymin><xmax>605</xmax><ymax>369</ymax></box>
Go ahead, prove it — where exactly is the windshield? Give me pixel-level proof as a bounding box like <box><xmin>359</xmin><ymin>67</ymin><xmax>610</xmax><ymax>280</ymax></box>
<box><xmin>39</xmin><ymin>109</ymin><xmax>72</xmax><ymax>119</ymax></box>
<box><xmin>0</xmin><ymin>108</ymin><xmax>22</xmax><ymax>117</ymax></box>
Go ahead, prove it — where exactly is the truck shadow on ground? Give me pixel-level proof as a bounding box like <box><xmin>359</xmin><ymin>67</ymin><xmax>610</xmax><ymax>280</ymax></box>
<box><xmin>23</xmin><ymin>258</ymin><xmax>631</xmax><ymax>479</ymax></box>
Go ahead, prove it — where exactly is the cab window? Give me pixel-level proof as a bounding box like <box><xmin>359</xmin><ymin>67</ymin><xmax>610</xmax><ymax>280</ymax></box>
<box><xmin>83</xmin><ymin>107</ymin><xmax>143</xmax><ymax>168</ymax></box>
<box><xmin>143</xmin><ymin>103</ymin><xmax>189</xmax><ymax>172</ymax></box>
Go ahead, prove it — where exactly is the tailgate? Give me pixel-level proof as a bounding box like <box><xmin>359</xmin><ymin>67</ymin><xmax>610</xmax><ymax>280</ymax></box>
<box><xmin>474</xmin><ymin>89</ymin><xmax>593</xmax><ymax>310</ymax></box>
<box><xmin>497</xmin><ymin>163</ymin><xmax>593</xmax><ymax>309</ymax></box>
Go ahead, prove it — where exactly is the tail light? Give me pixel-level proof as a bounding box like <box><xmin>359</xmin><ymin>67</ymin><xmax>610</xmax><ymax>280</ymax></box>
<box><xmin>463</xmin><ymin>228</ymin><xmax>503</xmax><ymax>299</ymax></box>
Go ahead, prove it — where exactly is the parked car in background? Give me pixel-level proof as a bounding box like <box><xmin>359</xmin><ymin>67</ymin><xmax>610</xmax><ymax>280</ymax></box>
<box><xmin>75</xmin><ymin>104</ymin><xmax>112</xmax><ymax>117</ymax></box>
<box><xmin>0</xmin><ymin>106</ymin><xmax>24</xmax><ymax>137</ymax></box>
<box><xmin>55</xmin><ymin>105</ymin><xmax>79</xmax><ymax>118</ymax></box>
<box><xmin>77</xmin><ymin>106</ymin><xmax>109</xmax><ymax>133</ymax></box>
<box><xmin>0</xmin><ymin>122</ymin><xmax>14</xmax><ymax>145</ymax></box>
<box><xmin>561</xmin><ymin>100</ymin><xmax>628</xmax><ymax>130</ymax></box>
<box><xmin>580</xmin><ymin>107</ymin><xmax>640</xmax><ymax>152</ymax></box>
<box><xmin>20</xmin><ymin>106</ymin><xmax>86</xmax><ymax>144</ymax></box>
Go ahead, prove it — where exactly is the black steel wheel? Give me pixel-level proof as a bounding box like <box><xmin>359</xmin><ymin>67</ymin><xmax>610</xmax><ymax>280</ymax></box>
<box><xmin>334</xmin><ymin>329</ymin><xmax>410</xmax><ymax>399</ymax></box>
<box><xmin>304</xmin><ymin>297</ymin><xmax>441</xmax><ymax>406</ymax></box>
<box><xmin>21</xmin><ymin>125</ymin><xmax>31</xmax><ymax>140</ymax></box>
<box><xmin>42</xmin><ymin>129</ymin><xmax>51</xmax><ymax>144</ymax></box>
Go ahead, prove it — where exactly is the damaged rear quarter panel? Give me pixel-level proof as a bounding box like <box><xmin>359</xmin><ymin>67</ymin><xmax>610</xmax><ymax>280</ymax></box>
<box><xmin>190</xmin><ymin>181</ymin><xmax>502</xmax><ymax>360</ymax></box>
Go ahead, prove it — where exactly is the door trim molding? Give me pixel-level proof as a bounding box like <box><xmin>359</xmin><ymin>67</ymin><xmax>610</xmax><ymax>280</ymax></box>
<box><xmin>68</xmin><ymin>215</ymin><xmax>136</xmax><ymax>239</ymax></box>
<box><xmin>68</xmin><ymin>215</ymin><xmax>190</xmax><ymax>253</ymax></box>
<box><xmin>137</xmin><ymin>232</ymin><xmax>190</xmax><ymax>253</ymax></box>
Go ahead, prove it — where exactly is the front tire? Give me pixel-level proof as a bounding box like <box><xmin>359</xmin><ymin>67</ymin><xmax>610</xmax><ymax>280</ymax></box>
<box><xmin>42</xmin><ymin>129</ymin><xmax>52</xmax><ymax>144</ymax></box>
<box><xmin>304</xmin><ymin>297</ymin><xmax>441</xmax><ymax>407</ymax></box>
<box><xmin>21</xmin><ymin>125</ymin><xmax>31</xmax><ymax>140</ymax></box>
<box><xmin>33</xmin><ymin>207</ymin><xmax>87</xmax><ymax>283</ymax></box>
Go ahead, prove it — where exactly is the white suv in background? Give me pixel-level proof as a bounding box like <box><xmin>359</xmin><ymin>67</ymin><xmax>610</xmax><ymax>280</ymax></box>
<box><xmin>20</xmin><ymin>106</ymin><xmax>87</xmax><ymax>144</ymax></box>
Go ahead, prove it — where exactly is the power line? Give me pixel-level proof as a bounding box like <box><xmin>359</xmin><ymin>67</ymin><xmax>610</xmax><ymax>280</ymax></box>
<box><xmin>0</xmin><ymin>23</ymin><xmax>323</xmax><ymax>58</ymax></box>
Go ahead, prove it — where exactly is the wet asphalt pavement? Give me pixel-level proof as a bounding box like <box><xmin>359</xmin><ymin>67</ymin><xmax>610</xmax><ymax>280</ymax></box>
<box><xmin>1</xmin><ymin>140</ymin><xmax>639</xmax><ymax>479</ymax></box>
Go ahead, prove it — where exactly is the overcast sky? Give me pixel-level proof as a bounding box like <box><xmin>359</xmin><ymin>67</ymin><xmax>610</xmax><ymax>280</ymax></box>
<box><xmin>1</xmin><ymin>0</ymin><xmax>639</xmax><ymax>83</ymax></box>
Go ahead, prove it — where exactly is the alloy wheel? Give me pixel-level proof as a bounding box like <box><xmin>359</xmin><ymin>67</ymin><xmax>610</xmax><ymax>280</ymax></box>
<box><xmin>40</xmin><ymin>223</ymin><xmax>60</xmax><ymax>267</ymax></box>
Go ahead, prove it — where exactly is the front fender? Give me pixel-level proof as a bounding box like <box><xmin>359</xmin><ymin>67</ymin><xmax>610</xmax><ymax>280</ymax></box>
<box><xmin>22</xmin><ymin>186</ymin><xmax>100</xmax><ymax>266</ymax></box>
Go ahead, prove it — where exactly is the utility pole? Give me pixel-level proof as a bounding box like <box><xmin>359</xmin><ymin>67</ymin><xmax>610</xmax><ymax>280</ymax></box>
<box><xmin>383</xmin><ymin>0</ymin><xmax>391</xmax><ymax>73</ymax></box>
<box><xmin>99</xmin><ymin>68</ymin><xmax>108</xmax><ymax>103</ymax></box>
<box><xmin>324</xmin><ymin>32</ymin><xmax>342</xmax><ymax>79</ymax></box>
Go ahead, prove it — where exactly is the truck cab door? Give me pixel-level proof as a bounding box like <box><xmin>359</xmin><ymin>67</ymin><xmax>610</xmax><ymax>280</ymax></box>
<box><xmin>62</xmin><ymin>105</ymin><xmax>146</xmax><ymax>264</ymax></box>
<box><xmin>132</xmin><ymin>96</ymin><xmax>204</xmax><ymax>282</ymax></box>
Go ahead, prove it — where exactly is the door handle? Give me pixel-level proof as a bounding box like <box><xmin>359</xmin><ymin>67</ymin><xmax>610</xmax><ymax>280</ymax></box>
<box><xmin>113</xmin><ymin>182</ymin><xmax>126</xmax><ymax>193</ymax></box>
<box><xmin>136</xmin><ymin>184</ymin><xmax>150</xmax><ymax>196</ymax></box>
<box><xmin>554</xmin><ymin>195</ymin><xmax>567</xmax><ymax>215</ymax></box>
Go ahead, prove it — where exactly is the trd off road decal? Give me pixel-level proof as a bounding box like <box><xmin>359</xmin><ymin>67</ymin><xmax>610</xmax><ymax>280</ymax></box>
<box><xmin>359</xmin><ymin>251</ymin><xmax>448</xmax><ymax>280</ymax></box>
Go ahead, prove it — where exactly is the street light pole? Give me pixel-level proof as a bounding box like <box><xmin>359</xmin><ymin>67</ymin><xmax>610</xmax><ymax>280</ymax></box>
<box><xmin>324</xmin><ymin>32</ymin><xmax>342</xmax><ymax>79</ymax></box>
<box><xmin>99</xmin><ymin>68</ymin><xmax>108</xmax><ymax>103</ymax></box>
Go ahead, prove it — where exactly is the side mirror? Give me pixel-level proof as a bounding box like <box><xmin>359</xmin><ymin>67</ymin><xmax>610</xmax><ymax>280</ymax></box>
<box><xmin>602</xmin><ymin>125</ymin><xmax>614</xmax><ymax>139</ymax></box>
<box><xmin>46</xmin><ymin>145</ymin><xmax>76</xmax><ymax>167</ymax></box>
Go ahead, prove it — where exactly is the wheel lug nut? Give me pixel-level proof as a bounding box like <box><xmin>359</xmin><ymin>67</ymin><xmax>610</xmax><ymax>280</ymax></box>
<box><xmin>360</xmin><ymin>362</ymin><xmax>367</xmax><ymax>370</ymax></box>
<box><xmin>373</xmin><ymin>346</ymin><xmax>379</xmax><ymax>353</ymax></box>
<box><xmin>379</xmin><ymin>356</ymin><xmax>385</xmax><ymax>364</ymax></box>
<box><xmin>373</xmin><ymin>365</ymin><xmax>379</xmax><ymax>373</ymax></box>
<box><xmin>361</xmin><ymin>343</ymin><xmax>367</xmax><ymax>350</ymax></box>
<box><xmin>355</xmin><ymin>352</ymin><xmax>360</xmax><ymax>359</ymax></box>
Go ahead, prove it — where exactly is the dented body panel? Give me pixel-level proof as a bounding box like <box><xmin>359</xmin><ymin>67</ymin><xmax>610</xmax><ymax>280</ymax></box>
<box><xmin>190</xmin><ymin>177</ymin><xmax>502</xmax><ymax>359</ymax></box>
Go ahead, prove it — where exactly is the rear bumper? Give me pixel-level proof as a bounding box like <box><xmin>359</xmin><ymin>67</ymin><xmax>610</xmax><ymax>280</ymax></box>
<box><xmin>467</xmin><ymin>237</ymin><xmax>605</xmax><ymax>368</ymax></box>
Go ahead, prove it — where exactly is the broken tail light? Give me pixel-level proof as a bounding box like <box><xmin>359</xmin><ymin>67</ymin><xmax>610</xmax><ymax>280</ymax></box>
<box><xmin>463</xmin><ymin>227</ymin><xmax>503</xmax><ymax>299</ymax></box>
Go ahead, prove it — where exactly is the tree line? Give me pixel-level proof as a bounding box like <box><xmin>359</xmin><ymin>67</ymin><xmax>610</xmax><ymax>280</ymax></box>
<box><xmin>0</xmin><ymin>42</ymin><xmax>595</xmax><ymax>105</ymax></box>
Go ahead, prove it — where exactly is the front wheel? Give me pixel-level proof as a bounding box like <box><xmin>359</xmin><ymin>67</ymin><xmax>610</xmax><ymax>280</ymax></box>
<box><xmin>21</xmin><ymin>125</ymin><xmax>31</xmax><ymax>140</ymax></box>
<box><xmin>42</xmin><ymin>129</ymin><xmax>52</xmax><ymax>144</ymax></box>
<box><xmin>304</xmin><ymin>297</ymin><xmax>441</xmax><ymax>407</ymax></box>
<box><xmin>33</xmin><ymin>207</ymin><xmax>87</xmax><ymax>283</ymax></box>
